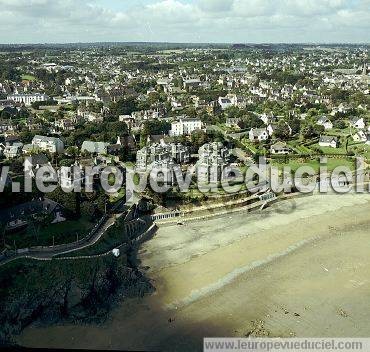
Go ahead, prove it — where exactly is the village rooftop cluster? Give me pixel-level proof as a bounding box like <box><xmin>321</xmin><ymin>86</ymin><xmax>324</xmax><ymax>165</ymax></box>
<box><xmin>0</xmin><ymin>43</ymin><xmax>369</xmax><ymax>238</ymax></box>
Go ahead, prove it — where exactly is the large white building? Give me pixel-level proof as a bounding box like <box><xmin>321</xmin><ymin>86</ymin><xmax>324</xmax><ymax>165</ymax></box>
<box><xmin>218</xmin><ymin>94</ymin><xmax>246</xmax><ymax>110</ymax></box>
<box><xmin>7</xmin><ymin>93</ymin><xmax>49</xmax><ymax>106</ymax></box>
<box><xmin>31</xmin><ymin>135</ymin><xmax>64</xmax><ymax>154</ymax></box>
<box><xmin>169</xmin><ymin>118</ymin><xmax>202</xmax><ymax>136</ymax></box>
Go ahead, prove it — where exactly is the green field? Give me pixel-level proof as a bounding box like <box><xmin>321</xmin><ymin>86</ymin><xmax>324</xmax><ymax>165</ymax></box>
<box><xmin>310</xmin><ymin>143</ymin><xmax>347</xmax><ymax>155</ymax></box>
<box><xmin>271</xmin><ymin>158</ymin><xmax>356</xmax><ymax>173</ymax></box>
<box><xmin>348</xmin><ymin>143</ymin><xmax>370</xmax><ymax>161</ymax></box>
<box><xmin>4</xmin><ymin>216</ymin><xmax>94</xmax><ymax>250</ymax></box>
<box><xmin>21</xmin><ymin>74</ymin><xmax>37</xmax><ymax>81</ymax></box>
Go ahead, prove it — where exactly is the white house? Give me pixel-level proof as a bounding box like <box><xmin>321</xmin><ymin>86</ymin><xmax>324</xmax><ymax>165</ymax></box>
<box><xmin>218</xmin><ymin>94</ymin><xmax>245</xmax><ymax>110</ymax></box>
<box><xmin>0</xmin><ymin>119</ymin><xmax>15</xmax><ymax>133</ymax></box>
<box><xmin>249</xmin><ymin>128</ymin><xmax>269</xmax><ymax>142</ymax></box>
<box><xmin>7</xmin><ymin>93</ymin><xmax>49</xmax><ymax>106</ymax></box>
<box><xmin>317</xmin><ymin>116</ymin><xmax>333</xmax><ymax>130</ymax></box>
<box><xmin>270</xmin><ymin>142</ymin><xmax>291</xmax><ymax>155</ymax></box>
<box><xmin>81</xmin><ymin>141</ymin><xmax>110</xmax><ymax>155</ymax></box>
<box><xmin>338</xmin><ymin>103</ymin><xmax>351</xmax><ymax>114</ymax></box>
<box><xmin>319</xmin><ymin>135</ymin><xmax>338</xmax><ymax>148</ymax></box>
<box><xmin>32</xmin><ymin>135</ymin><xmax>64</xmax><ymax>154</ymax></box>
<box><xmin>169</xmin><ymin>118</ymin><xmax>202</xmax><ymax>136</ymax></box>
<box><xmin>350</xmin><ymin>117</ymin><xmax>365</xmax><ymax>130</ymax></box>
<box><xmin>119</xmin><ymin>115</ymin><xmax>135</xmax><ymax>129</ymax></box>
<box><xmin>353</xmin><ymin>130</ymin><xmax>367</xmax><ymax>143</ymax></box>
<box><xmin>3</xmin><ymin>143</ymin><xmax>23</xmax><ymax>158</ymax></box>
<box><xmin>218</xmin><ymin>97</ymin><xmax>233</xmax><ymax>110</ymax></box>
<box><xmin>260</xmin><ymin>112</ymin><xmax>276</xmax><ymax>125</ymax></box>
<box><xmin>171</xmin><ymin>99</ymin><xmax>183</xmax><ymax>110</ymax></box>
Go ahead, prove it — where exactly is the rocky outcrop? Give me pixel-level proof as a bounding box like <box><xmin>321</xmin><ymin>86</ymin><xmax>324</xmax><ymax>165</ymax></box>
<box><xmin>0</xmin><ymin>255</ymin><xmax>154</xmax><ymax>344</ymax></box>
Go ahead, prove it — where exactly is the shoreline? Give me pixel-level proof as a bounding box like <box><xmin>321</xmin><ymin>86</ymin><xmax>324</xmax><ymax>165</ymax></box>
<box><xmin>18</xmin><ymin>193</ymin><xmax>370</xmax><ymax>351</ymax></box>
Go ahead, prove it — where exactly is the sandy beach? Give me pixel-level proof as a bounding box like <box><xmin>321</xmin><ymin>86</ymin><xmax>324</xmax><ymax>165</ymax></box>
<box><xmin>18</xmin><ymin>193</ymin><xmax>370</xmax><ymax>351</ymax></box>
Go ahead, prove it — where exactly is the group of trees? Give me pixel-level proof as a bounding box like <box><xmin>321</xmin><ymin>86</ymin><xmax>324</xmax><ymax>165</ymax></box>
<box><xmin>64</xmin><ymin>121</ymin><xmax>128</xmax><ymax>146</ymax></box>
<box><xmin>47</xmin><ymin>187</ymin><xmax>106</xmax><ymax>221</ymax></box>
<box><xmin>259</xmin><ymin>69</ymin><xmax>308</xmax><ymax>86</ymax></box>
<box><xmin>0</xmin><ymin>61</ymin><xmax>20</xmax><ymax>81</ymax></box>
<box><xmin>237</xmin><ymin>115</ymin><xmax>265</xmax><ymax>131</ymax></box>
<box><xmin>300</xmin><ymin>119</ymin><xmax>324</xmax><ymax>139</ymax></box>
<box><xmin>1</xmin><ymin>107</ymin><xmax>30</xmax><ymax>120</ymax></box>
<box><xmin>108</xmin><ymin>97</ymin><xmax>139</xmax><ymax>117</ymax></box>
<box><xmin>31</xmin><ymin>99</ymin><xmax>57</xmax><ymax>110</ymax></box>
<box><xmin>141</xmin><ymin>119</ymin><xmax>171</xmax><ymax>136</ymax></box>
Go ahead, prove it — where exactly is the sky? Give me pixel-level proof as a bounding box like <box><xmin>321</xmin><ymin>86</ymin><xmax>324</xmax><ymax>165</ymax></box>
<box><xmin>0</xmin><ymin>0</ymin><xmax>369</xmax><ymax>44</ymax></box>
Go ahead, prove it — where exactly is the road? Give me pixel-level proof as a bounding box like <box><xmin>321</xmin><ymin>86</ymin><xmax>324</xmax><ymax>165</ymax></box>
<box><xmin>0</xmin><ymin>209</ymin><xmax>125</xmax><ymax>266</ymax></box>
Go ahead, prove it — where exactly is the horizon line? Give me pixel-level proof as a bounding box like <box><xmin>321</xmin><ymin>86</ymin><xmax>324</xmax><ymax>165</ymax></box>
<box><xmin>0</xmin><ymin>41</ymin><xmax>369</xmax><ymax>46</ymax></box>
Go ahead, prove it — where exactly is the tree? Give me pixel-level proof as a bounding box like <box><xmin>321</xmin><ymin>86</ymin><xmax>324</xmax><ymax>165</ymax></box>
<box><xmin>274</xmin><ymin>121</ymin><xmax>291</xmax><ymax>140</ymax></box>
<box><xmin>0</xmin><ymin>63</ymin><xmax>20</xmax><ymax>81</ymax></box>
<box><xmin>81</xmin><ymin>202</ymin><xmax>96</xmax><ymax>221</ymax></box>
<box><xmin>245</xmin><ymin>114</ymin><xmax>265</xmax><ymax>130</ymax></box>
<box><xmin>287</xmin><ymin>115</ymin><xmax>301</xmax><ymax>135</ymax></box>
<box><xmin>333</xmin><ymin>119</ymin><xmax>346</xmax><ymax>129</ymax></box>
<box><xmin>225</xmin><ymin>106</ymin><xmax>245</xmax><ymax>119</ymax></box>
<box><xmin>65</xmin><ymin>146</ymin><xmax>79</xmax><ymax>158</ymax></box>
<box><xmin>141</xmin><ymin>120</ymin><xmax>171</xmax><ymax>137</ymax></box>
<box><xmin>301</xmin><ymin>121</ymin><xmax>324</xmax><ymax>139</ymax></box>
<box><xmin>48</xmin><ymin>187</ymin><xmax>77</xmax><ymax>216</ymax></box>
<box><xmin>109</xmin><ymin>97</ymin><xmax>138</xmax><ymax>117</ymax></box>
<box><xmin>190</xmin><ymin>130</ymin><xmax>210</xmax><ymax>150</ymax></box>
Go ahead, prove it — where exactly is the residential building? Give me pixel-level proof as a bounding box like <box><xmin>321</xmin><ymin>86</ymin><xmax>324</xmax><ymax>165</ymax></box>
<box><xmin>197</xmin><ymin>142</ymin><xmax>230</xmax><ymax>183</ymax></box>
<box><xmin>81</xmin><ymin>141</ymin><xmax>110</xmax><ymax>155</ymax></box>
<box><xmin>350</xmin><ymin>117</ymin><xmax>365</xmax><ymax>130</ymax></box>
<box><xmin>54</xmin><ymin>118</ymin><xmax>76</xmax><ymax>131</ymax></box>
<box><xmin>7</xmin><ymin>93</ymin><xmax>49</xmax><ymax>106</ymax></box>
<box><xmin>353</xmin><ymin>130</ymin><xmax>367</xmax><ymax>143</ymax></box>
<box><xmin>0</xmin><ymin>199</ymin><xmax>66</xmax><ymax>232</ymax></box>
<box><xmin>24</xmin><ymin>154</ymin><xmax>55</xmax><ymax>181</ymax></box>
<box><xmin>319</xmin><ymin>135</ymin><xmax>338</xmax><ymax>148</ymax></box>
<box><xmin>119</xmin><ymin>115</ymin><xmax>135</xmax><ymax>129</ymax></box>
<box><xmin>32</xmin><ymin>135</ymin><xmax>64</xmax><ymax>154</ymax></box>
<box><xmin>270</xmin><ymin>142</ymin><xmax>291</xmax><ymax>155</ymax></box>
<box><xmin>136</xmin><ymin>142</ymin><xmax>189</xmax><ymax>171</ymax></box>
<box><xmin>0</xmin><ymin>119</ymin><xmax>15</xmax><ymax>133</ymax></box>
<box><xmin>249</xmin><ymin>128</ymin><xmax>269</xmax><ymax>142</ymax></box>
<box><xmin>77</xmin><ymin>110</ymin><xmax>103</xmax><ymax>123</ymax></box>
<box><xmin>317</xmin><ymin>116</ymin><xmax>333</xmax><ymax>130</ymax></box>
<box><xmin>218</xmin><ymin>97</ymin><xmax>233</xmax><ymax>110</ymax></box>
<box><xmin>183</xmin><ymin>78</ymin><xmax>201</xmax><ymax>91</ymax></box>
<box><xmin>3</xmin><ymin>143</ymin><xmax>23</xmax><ymax>159</ymax></box>
<box><xmin>169</xmin><ymin>118</ymin><xmax>202</xmax><ymax>136</ymax></box>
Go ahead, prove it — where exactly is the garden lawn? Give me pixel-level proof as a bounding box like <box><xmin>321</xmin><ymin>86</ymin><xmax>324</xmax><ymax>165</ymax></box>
<box><xmin>21</xmin><ymin>74</ymin><xmax>37</xmax><ymax>81</ymax></box>
<box><xmin>271</xmin><ymin>158</ymin><xmax>355</xmax><ymax>173</ymax></box>
<box><xmin>311</xmin><ymin>143</ymin><xmax>348</xmax><ymax>155</ymax></box>
<box><xmin>4</xmin><ymin>216</ymin><xmax>94</xmax><ymax>250</ymax></box>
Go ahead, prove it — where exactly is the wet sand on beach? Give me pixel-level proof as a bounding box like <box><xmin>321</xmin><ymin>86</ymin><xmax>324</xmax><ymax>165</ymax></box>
<box><xmin>18</xmin><ymin>193</ymin><xmax>370</xmax><ymax>351</ymax></box>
